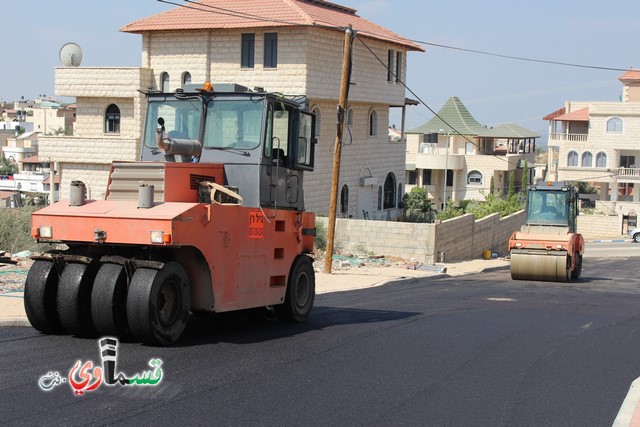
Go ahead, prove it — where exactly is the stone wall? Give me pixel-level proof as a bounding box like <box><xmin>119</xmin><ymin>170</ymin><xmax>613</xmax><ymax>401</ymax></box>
<box><xmin>319</xmin><ymin>210</ymin><xmax>526</xmax><ymax>264</ymax></box>
<box><xmin>577</xmin><ymin>214</ymin><xmax>624</xmax><ymax>239</ymax></box>
<box><xmin>318</xmin><ymin>212</ymin><xmax>626</xmax><ymax>266</ymax></box>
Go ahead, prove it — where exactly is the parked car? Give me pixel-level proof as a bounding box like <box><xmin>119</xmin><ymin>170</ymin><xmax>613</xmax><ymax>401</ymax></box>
<box><xmin>629</xmin><ymin>227</ymin><xmax>640</xmax><ymax>243</ymax></box>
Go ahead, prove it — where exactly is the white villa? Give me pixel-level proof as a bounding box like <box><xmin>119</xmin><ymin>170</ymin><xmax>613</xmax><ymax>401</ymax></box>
<box><xmin>405</xmin><ymin>96</ymin><xmax>538</xmax><ymax>209</ymax></box>
<box><xmin>544</xmin><ymin>70</ymin><xmax>640</xmax><ymax>214</ymax></box>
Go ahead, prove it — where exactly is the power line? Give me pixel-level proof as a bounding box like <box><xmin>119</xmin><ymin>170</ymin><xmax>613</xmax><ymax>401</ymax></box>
<box><xmin>354</xmin><ymin>28</ymin><xmax>632</xmax><ymax>73</ymax></box>
<box><xmin>150</xmin><ymin>1</ymin><xmax>602</xmax><ymax>171</ymax></box>
<box><xmin>416</xmin><ymin>40</ymin><xmax>631</xmax><ymax>73</ymax></box>
<box><xmin>355</xmin><ymin>33</ymin><xmax>523</xmax><ymax>168</ymax></box>
<box><xmin>157</xmin><ymin>1</ymin><xmax>632</xmax><ymax>74</ymax></box>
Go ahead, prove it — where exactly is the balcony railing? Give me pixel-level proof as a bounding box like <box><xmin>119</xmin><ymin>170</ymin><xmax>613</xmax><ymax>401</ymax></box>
<box><xmin>617</xmin><ymin>167</ymin><xmax>640</xmax><ymax>178</ymax></box>
<box><xmin>549</xmin><ymin>133</ymin><xmax>588</xmax><ymax>142</ymax></box>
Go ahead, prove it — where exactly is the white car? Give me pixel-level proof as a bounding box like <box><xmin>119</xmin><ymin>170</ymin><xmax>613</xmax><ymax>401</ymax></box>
<box><xmin>629</xmin><ymin>227</ymin><xmax>640</xmax><ymax>243</ymax></box>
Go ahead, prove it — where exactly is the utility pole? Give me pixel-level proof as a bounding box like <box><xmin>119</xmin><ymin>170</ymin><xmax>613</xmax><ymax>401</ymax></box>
<box><xmin>324</xmin><ymin>25</ymin><xmax>354</xmax><ymax>274</ymax></box>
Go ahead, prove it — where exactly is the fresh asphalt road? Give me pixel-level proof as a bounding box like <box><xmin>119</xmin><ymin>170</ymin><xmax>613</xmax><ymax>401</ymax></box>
<box><xmin>2</xmin><ymin>245</ymin><xmax>640</xmax><ymax>426</ymax></box>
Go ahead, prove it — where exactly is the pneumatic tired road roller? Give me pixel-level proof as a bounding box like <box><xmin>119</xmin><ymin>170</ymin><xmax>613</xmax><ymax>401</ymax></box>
<box><xmin>25</xmin><ymin>83</ymin><xmax>317</xmax><ymax>345</ymax></box>
<box><xmin>509</xmin><ymin>181</ymin><xmax>585</xmax><ymax>282</ymax></box>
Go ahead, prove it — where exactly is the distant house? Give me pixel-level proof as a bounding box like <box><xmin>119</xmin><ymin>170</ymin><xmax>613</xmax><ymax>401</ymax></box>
<box><xmin>39</xmin><ymin>0</ymin><xmax>423</xmax><ymax>219</ymax></box>
<box><xmin>405</xmin><ymin>97</ymin><xmax>538</xmax><ymax>208</ymax></box>
<box><xmin>2</xmin><ymin>131</ymin><xmax>39</xmax><ymax>171</ymax></box>
<box><xmin>544</xmin><ymin>70</ymin><xmax>640</xmax><ymax>212</ymax></box>
<box><xmin>0</xmin><ymin>190</ymin><xmax>17</xmax><ymax>208</ymax></box>
<box><xmin>0</xmin><ymin>156</ymin><xmax>60</xmax><ymax>204</ymax></box>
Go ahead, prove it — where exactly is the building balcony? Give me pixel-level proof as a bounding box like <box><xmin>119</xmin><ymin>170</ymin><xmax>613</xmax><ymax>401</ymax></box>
<box><xmin>55</xmin><ymin>67</ymin><xmax>153</xmax><ymax>98</ymax></box>
<box><xmin>548</xmin><ymin>133</ymin><xmax>588</xmax><ymax>146</ymax></box>
<box><xmin>616</xmin><ymin>167</ymin><xmax>640</xmax><ymax>182</ymax></box>
<box><xmin>414</xmin><ymin>152</ymin><xmax>464</xmax><ymax>171</ymax></box>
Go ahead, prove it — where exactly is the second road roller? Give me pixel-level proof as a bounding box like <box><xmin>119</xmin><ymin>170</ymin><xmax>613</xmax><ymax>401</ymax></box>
<box><xmin>509</xmin><ymin>181</ymin><xmax>585</xmax><ymax>282</ymax></box>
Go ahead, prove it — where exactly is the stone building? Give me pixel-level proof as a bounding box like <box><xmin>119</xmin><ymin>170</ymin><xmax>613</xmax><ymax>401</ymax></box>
<box><xmin>406</xmin><ymin>97</ymin><xmax>538</xmax><ymax>208</ymax></box>
<box><xmin>544</xmin><ymin>70</ymin><xmax>640</xmax><ymax>214</ymax></box>
<box><xmin>39</xmin><ymin>0</ymin><xmax>423</xmax><ymax>218</ymax></box>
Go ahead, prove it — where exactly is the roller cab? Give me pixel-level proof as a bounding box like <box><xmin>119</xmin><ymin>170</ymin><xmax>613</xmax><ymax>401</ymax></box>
<box><xmin>509</xmin><ymin>182</ymin><xmax>585</xmax><ymax>282</ymax></box>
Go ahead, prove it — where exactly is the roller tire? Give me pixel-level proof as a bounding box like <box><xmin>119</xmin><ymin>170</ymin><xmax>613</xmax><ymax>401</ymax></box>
<box><xmin>126</xmin><ymin>262</ymin><xmax>190</xmax><ymax>346</ymax></box>
<box><xmin>91</xmin><ymin>263</ymin><xmax>130</xmax><ymax>338</ymax></box>
<box><xmin>275</xmin><ymin>256</ymin><xmax>315</xmax><ymax>323</ymax></box>
<box><xmin>571</xmin><ymin>253</ymin><xmax>582</xmax><ymax>280</ymax></box>
<box><xmin>24</xmin><ymin>260</ymin><xmax>62</xmax><ymax>334</ymax></box>
<box><xmin>563</xmin><ymin>255</ymin><xmax>571</xmax><ymax>282</ymax></box>
<box><xmin>57</xmin><ymin>262</ymin><xmax>98</xmax><ymax>337</ymax></box>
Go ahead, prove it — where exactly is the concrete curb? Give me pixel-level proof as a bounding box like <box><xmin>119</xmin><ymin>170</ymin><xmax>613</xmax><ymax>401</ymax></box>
<box><xmin>587</xmin><ymin>239</ymin><xmax>628</xmax><ymax>243</ymax></box>
<box><xmin>317</xmin><ymin>264</ymin><xmax>511</xmax><ymax>296</ymax></box>
<box><xmin>0</xmin><ymin>317</ymin><xmax>30</xmax><ymax>327</ymax></box>
<box><xmin>613</xmin><ymin>376</ymin><xmax>640</xmax><ymax>426</ymax></box>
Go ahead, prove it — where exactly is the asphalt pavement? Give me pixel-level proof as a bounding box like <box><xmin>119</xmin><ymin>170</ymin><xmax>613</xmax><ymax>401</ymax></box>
<box><xmin>0</xmin><ymin>256</ymin><xmax>510</xmax><ymax>327</ymax></box>
<box><xmin>3</xmin><ymin>237</ymin><xmax>640</xmax><ymax>425</ymax></box>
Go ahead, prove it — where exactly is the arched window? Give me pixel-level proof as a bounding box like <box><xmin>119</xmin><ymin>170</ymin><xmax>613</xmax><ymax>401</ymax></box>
<box><xmin>312</xmin><ymin>107</ymin><xmax>321</xmax><ymax>139</ymax></box>
<box><xmin>581</xmin><ymin>152</ymin><xmax>593</xmax><ymax>167</ymax></box>
<box><xmin>397</xmin><ymin>183</ymin><xmax>403</xmax><ymax>207</ymax></box>
<box><xmin>467</xmin><ymin>170</ymin><xmax>483</xmax><ymax>185</ymax></box>
<box><xmin>182</xmin><ymin>72</ymin><xmax>191</xmax><ymax>87</ymax></box>
<box><xmin>383</xmin><ymin>173</ymin><xmax>396</xmax><ymax>209</ymax></box>
<box><xmin>567</xmin><ymin>150</ymin><xmax>578</xmax><ymax>167</ymax></box>
<box><xmin>596</xmin><ymin>152</ymin><xmax>607</xmax><ymax>168</ymax></box>
<box><xmin>105</xmin><ymin>104</ymin><xmax>120</xmax><ymax>133</ymax></box>
<box><xmin>368</xmin><ymin>109</ymin><xmax>377</xmax><ymax>137</ymax></box>
<box><xmin>377</xmin><ymin>186</ymin><xmax>383</xmax><ymax>210</ymax></box>
<box><xmin>346</xmin><ymin>108</ymin><xmax>354</xmax><ymax>127</ymax></box>
<box><xmin>607</xmin><ymin>117</ymin><xmax>623</xmax><ymax>133</ymax></box>
<box><xmin>161</xmin><ymin>72</ymin><xmax>170</xmax><ymax>92</ymax></box>
<box><xmin>340</xmin><ymin>184</ymin><xmax>348</xmax><ymax>214</ymax></box>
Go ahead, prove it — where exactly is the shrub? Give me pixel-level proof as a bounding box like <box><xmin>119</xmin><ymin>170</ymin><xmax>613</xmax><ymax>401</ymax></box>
<box><xmin>0</xmin><ymin>206</ymin><xmax>51</xmax><ymax>254</ymax></box>
<box><xmin>436</xmin><ymin>203</ymin><xmax>465</xmax><ymax>221</ymax></box>
<box><xmin>403</xmin><ymin>187</ymin><xmax>436</xmax><ymax>223</ymax></box>
<box><xmin>315</xmin><ymin>219</ymin><xmax>327</xmax><ymax>251</ymax></box>
<box><xmin>466</xmin><ymin>193</ymin><xmax>524</xmax><ymax>219</ymax></box>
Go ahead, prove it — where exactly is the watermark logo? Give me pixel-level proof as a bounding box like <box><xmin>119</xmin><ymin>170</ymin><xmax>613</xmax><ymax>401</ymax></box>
<box><xmin>38</xmin><ymin>337</ymin><xmax>164</xmax><ymax>396</ymax></box>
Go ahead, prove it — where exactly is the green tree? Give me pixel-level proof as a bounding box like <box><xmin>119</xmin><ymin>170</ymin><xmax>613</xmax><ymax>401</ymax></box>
<box><xmin>573</xmin><ymin>181</ymin><xmax>596</xmax><ymax>194</ymax></box>
<box><xmin>0</xmin><ymin>157</ymin><xmax>16</xmax><ymax>175</ymax></box>
<box><xmin>404</xmin><ymin>187</ymin><xmax>436</xmax><ymax>223</ymax></box>
<box><xmin>490</xmin><ymin>176</ymin><xmax>495</xmax><ymax>195</ymax></box>
<box><xmin>508</xmin><ymin>172</ymin><xmax>515</xmax><ymax>199</ymax></box>
<box><xmin>521</xmin><ymin>161</ymin><xmax>529</xmax><ymax>194</ymax></box>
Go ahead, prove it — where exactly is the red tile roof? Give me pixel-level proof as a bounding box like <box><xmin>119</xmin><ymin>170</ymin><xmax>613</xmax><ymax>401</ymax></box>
<box><xmin>554</xmin><ymin>107</ymin><xmax>589</xmax><ymax>122</ymax></box>
<box><xmin>121</xmin><ymin>0</ymin><xmax>423</xmax><ymax>51</ymax></box>
<box><xmin>542</xmin><ymin>107</ymin><xmax>565</xmax><ymax>121</ymax></box>
<box><xmin>619</xmin><ymin>70</ymin><xmax>640</xmax><ymax>82</ymax></box>
<box><xmin>20</xmin><ymin>156</ymin><xmax>44</xmax><ymax>164</ymax></box>
<box><xmin>43</xmin><ymin>175</ymin><xmax>61</xmax><ymax>185</ymax></box>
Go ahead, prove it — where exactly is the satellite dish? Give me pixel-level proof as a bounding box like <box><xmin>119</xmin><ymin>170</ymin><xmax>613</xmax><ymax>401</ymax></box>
<box><xmin>59</xmin><ymin>42</ymin><xmax>83</xmax><ymax>67</ymax></box>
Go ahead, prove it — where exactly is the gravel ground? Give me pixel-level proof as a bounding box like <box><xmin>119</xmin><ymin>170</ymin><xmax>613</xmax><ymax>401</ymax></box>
<box><xmin>0</xmin><ymin>258</ymin><xmax>32</xmax><ymax>293</ymax></box>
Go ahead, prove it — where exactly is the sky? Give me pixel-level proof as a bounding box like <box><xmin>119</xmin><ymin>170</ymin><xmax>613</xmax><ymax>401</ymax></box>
<box><xmin>1</xmin><ymin>0</ymin><xmax>638</xmax><ymax>141</ymax></box>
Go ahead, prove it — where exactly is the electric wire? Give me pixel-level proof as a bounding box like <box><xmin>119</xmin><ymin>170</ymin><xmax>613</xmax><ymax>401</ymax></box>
<box><xmin>410</xmin><ymin>39</ymin><xmax>631</xmax><ymax>73</ymax></box>
<box><xmin>158</xmin><ymin>0</ymin><xmax>633</xmax><ymax>74</ymax></box>
<box><xmin>152</xmin><ymin>1</ymin><xmax>626</xmax><ymax>175</ymax></box>
<box><xmin>355</xmin><ymin>33</ymin><xmax>524</xmax><ymax>168</ymax></box>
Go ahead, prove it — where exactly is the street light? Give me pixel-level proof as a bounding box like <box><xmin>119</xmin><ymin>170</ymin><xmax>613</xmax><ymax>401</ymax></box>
<box><xmin>439</xmin><ymin>128</ymin><xmax>451</xmax><ymax>210</ymax></box>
